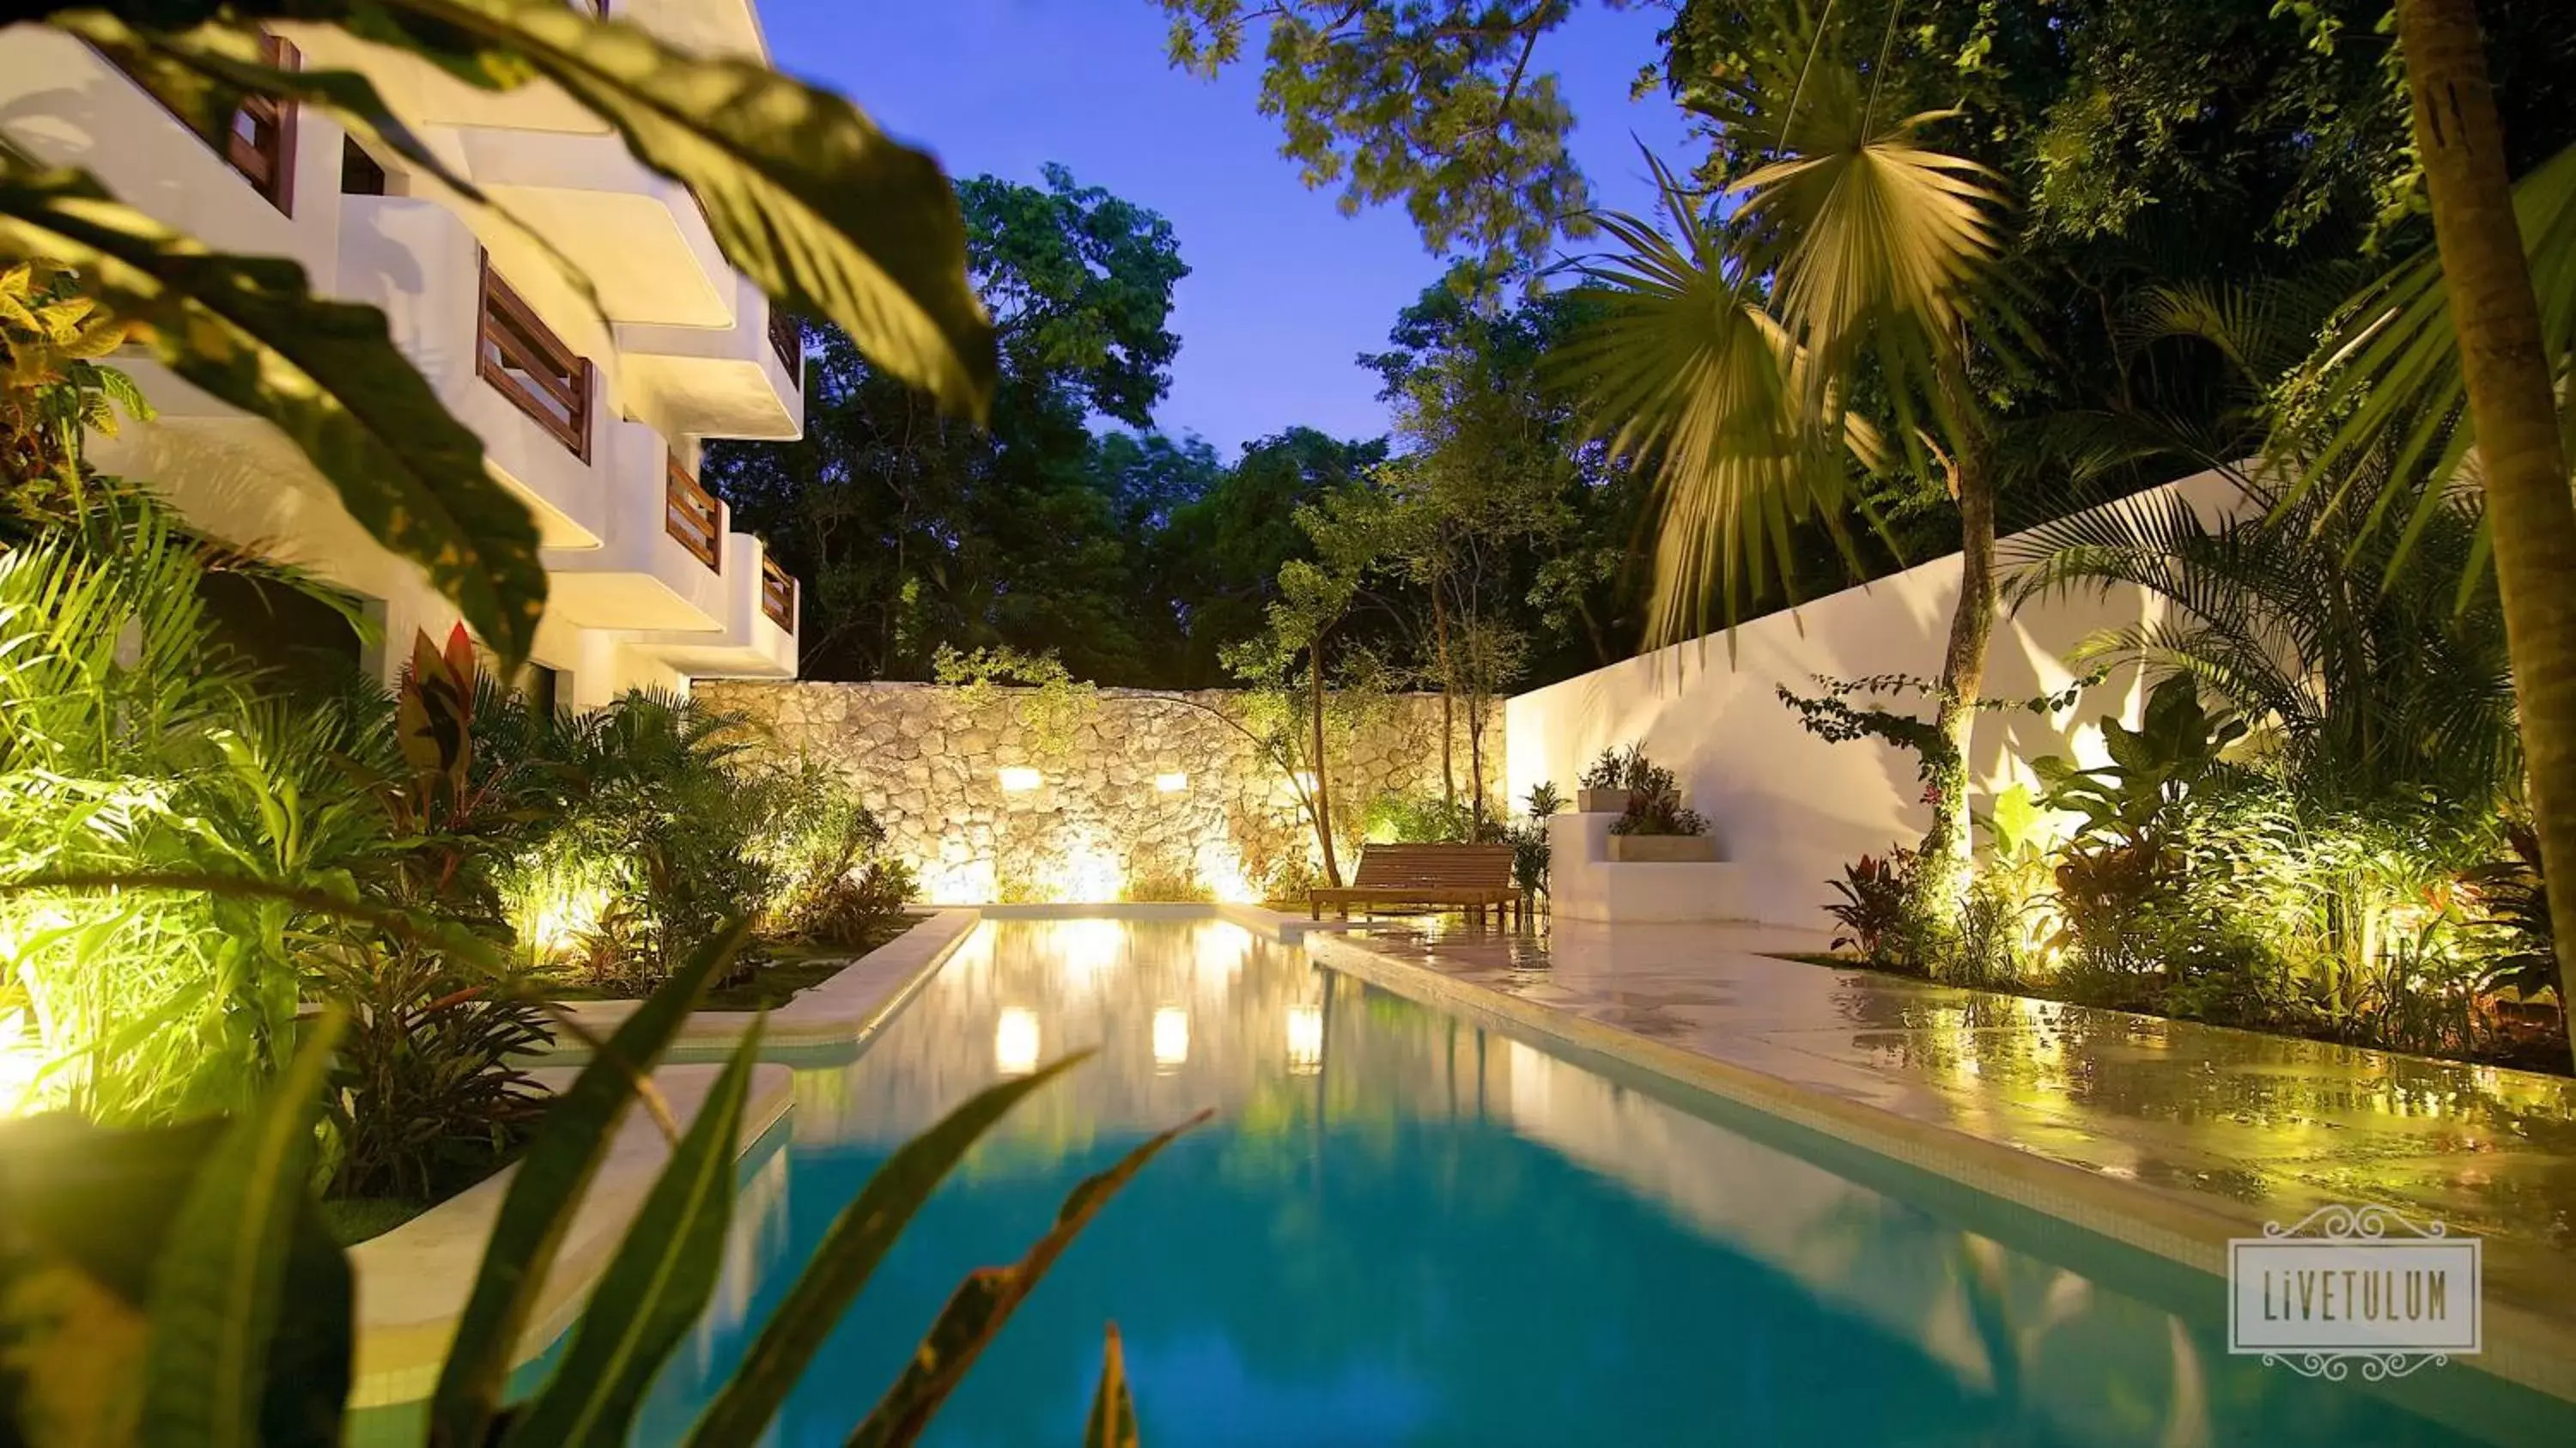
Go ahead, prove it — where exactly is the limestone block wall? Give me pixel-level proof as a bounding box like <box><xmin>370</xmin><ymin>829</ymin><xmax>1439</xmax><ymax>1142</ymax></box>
<box><xmin>696</xmin><ymin>681</ymin><xmax>1501</xmax><ymax>903</ymax></box>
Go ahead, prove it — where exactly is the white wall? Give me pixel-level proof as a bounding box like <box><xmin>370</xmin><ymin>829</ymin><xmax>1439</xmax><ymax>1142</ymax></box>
<box><xmin>1506</xmin><ymin>470</ymin><xmax>2245</xmax><ymax>928</ymax></box>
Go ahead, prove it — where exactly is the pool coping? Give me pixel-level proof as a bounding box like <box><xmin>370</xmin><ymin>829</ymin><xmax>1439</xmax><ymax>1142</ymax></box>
<box><xmin>346</xmin><ymin>1062</ymin><xmax>796</xmax><ymax>1407</ymax></box>
<box><xmin>1304</xmin><ymin>929</ymin><xmax>2576</xmax><ymax>1410</ymax></box>
<box><xmin>345</xmin><ymin>908</ymin><xmax>981</xmax><ymax>1407</ymax></box>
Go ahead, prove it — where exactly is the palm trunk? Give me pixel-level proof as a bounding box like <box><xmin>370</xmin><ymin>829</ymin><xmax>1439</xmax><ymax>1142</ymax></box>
<box><xmin>1310</xmin><ymin>634</ymin><xmax>1343</xmax><ymax>887</ymax></box>
<box><xmin>1918</xmin><ymin>420</ymin><xmax>1997</xmax><ymax>911</ymax></box>
<box><xmin>2395</xmin><ymin>0</ymin><xmax>2576</xmax><ymax>1068</ymax></box>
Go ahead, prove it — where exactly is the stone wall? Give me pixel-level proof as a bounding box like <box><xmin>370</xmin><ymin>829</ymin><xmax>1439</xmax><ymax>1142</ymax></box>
<box><xmin>696</xmin><ymin>681</ymin><xmax>1502</xmax><ymax>903</ymax></box>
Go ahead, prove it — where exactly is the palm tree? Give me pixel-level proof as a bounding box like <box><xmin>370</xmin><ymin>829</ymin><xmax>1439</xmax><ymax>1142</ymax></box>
<box><xmin>2305</xmin><ymin>1</ymin><xmax>2576</xmax><ymax>1059</ymax></box>
<box><xmin>1558</xmin><ymin>7</ymin><xmax>2008</xmax><ymax>906</ymax></box>
<box><xmin>2006</xmin><ymin>467</ymin><xmax>2518</xmax><ymax>815</ymax></box>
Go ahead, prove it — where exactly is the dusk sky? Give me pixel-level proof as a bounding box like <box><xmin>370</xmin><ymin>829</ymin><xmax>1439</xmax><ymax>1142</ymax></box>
<box><xmin>768</xmin><ymin>1</ymin><xmax>1697</xmax><ymax>455</ymax></box>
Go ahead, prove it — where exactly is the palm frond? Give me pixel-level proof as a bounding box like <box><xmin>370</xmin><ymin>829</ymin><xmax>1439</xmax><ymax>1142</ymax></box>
<box><xmin>1556</xmin><ymin>155</ymin><xmax>1858</xmax><ymax>644</ymax></box>
<box><xmin>2291</xmin><ymin>139</ymin><xmax>2576</xmax><ymax>578</ymax></box>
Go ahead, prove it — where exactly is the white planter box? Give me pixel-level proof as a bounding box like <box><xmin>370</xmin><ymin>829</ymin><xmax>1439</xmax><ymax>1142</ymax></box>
<box><xmin>1608</xmin><ymin>834</ymin><xmax>1718</xmax><ymax>863</ymax></box>
<box><xmin>1576</xmin><ymin>788</ymin><xmax>1631</xmax><ymax>814</ymax></box>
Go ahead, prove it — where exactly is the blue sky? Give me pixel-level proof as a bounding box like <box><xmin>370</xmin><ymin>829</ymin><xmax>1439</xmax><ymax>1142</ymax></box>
<box><xmin>767</xmin><ymin>1</ymin><xmax>1697</xmax><ymax>454</ymax></box>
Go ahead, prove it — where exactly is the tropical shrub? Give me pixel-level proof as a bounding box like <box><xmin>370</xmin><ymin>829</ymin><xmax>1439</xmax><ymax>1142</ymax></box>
<box><xmin>1508</xmin><ymin>782</ymin><xmax>1562</xmax><ymax>897</ymax></box>
<box><xmin>490</xmin><ymin>691</ymin><xmax>775</xmax><ymax>992</ymax></box>
<box><xmin>1122</xmin><ymin>868</ymin><xmax>1216</xmax><ymax>904</ymax></box>
<box><xmin>1578</xmin><ymin>745</ymin><xmax>1636</xmax><ymax>792</ymax></box>
<box><xmin>1826</xmin><ymin>851</ymin><xmax>1915</xmax><ymax>964</ymax></box>
<box><xmin>0</xmin><ymin>929</ymin><xmax>1188</xmax><ymax>1447</ymax></box>
<box><xmin>2472</xmin><ymin>823</ymin><xmax>2560</xmax><ymax>1007</ymax></box>
<box><xmin>314</xmin><ymin>940</ymin><xmax>550</xmax><ymax>1205</ymax></box>
<box><xmin>1605</xmin><ymin>751</ymin><xmax>1706</xmax><ymax>837</ymax></box>
<box><xmin>1</xmin><ymin>259</ymin><xmax>149</xmax><ymax>535</ymax></box>
<box><xmin>756</xmin><ymin>756</ymin><xmax>915</xmax><ymax>948</ymax></box>
<box><xmin>1364</xmin><ymin>789</ymin><xmax>1477</xmax><ymax>843</ymax></box>
<box><xmin>0</xmin><ymin>507</ymin><xmax>391</xmax><ymax>1123</ymax></box>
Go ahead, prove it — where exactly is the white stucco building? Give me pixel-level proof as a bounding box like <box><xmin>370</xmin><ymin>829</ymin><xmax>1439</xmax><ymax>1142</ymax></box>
<box><xmin>0</xmin><ymin>0</ymin><xmax>801</xmax><ymax>707</ymax></box>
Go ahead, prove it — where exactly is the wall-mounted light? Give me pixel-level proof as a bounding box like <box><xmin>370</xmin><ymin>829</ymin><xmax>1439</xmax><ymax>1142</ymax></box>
<box><xmin>998</xmin><ymin>766</ymin><xmax>1042</xmax><ymax>793</ymax></box>
<box><xmin>995</xmin><ymin>1007</ymin><xmax>1041</xmax><ymax>1076</ymax></box>
<box><xmin>1153</xmin><ymin>771</ymin><xmax>1188</xmax><ymax>794</ymax></box>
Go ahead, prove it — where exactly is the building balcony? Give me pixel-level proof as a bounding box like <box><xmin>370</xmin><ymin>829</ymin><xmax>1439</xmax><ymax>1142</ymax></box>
<box><xmin>450</xmin><ymin>125</ymin><xmax>736</xmax><ymax>331</ymax></box>
<box><xmin>0</xmin><ymin>27</ymin><xmax>338</xmax><ymax>283</ymax></box>
<box><xmin>335</xmin><ymin>194</ymin><xmax>611</xmax><ymax>548</ymax></box>
<box><xmin>542</xmin><ymin>437</ymin><xmax>731</xmax><ymax>634</ymax></box>
<box><xmin>616</xmin><ymin>275</ymin><xmax>804</xmax><ymax>442</ymax></box>
<box><xmin>627</xmin><ymin>531</ymin><xmax>798</xmax><ymax>679</ymax></box>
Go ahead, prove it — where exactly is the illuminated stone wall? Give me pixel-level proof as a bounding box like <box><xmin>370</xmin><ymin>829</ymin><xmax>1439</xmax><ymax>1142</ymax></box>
<box><xmin>695</xmin><ymin>681</ymin><xmax>1502</xmax><ymax>903</ymax></box>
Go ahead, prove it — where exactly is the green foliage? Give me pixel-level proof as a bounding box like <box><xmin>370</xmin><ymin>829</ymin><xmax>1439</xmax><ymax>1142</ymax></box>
<box><xmin>1</xmin><ymin>928</ymin><xmax>1192</xmax><ymax>1447</ymax></box>
<box><xmin>1577</xmin><ymin>746</ymin><xmax>1634</xmax><ymax>792</ymax></box>
<box><xmin>1121</xmin><ymin>869</ymin><xmax>1214</xmax><ymax>904</ymax></box>
<box><xmin>1826</xmin><ymin>851</ymin><xmax>1915</xmax><ymax>964</ymax></box>
<box><xmin>2470</xmin><ymin>823</ymin><xmax>2559</xmax><ymax>1004</ymax></box>
<box><xmin>495</xmin><ymin>691</ymin><xmax>774</xmax><ymax>993</ymax></box>
<box><xmin>1605</xmin><ymin>751</ymin><xmax>1706</xmax><ymax>838</ymax></box>
<box><xmin>2292</xmin><ymin>139</ymin><xmax>2576</xmax><ymax>576</ymax></box>
<box><xmin>1364</xmin><ymin>791</ymin><xmax>1476</xmax><ymax>845</ymax></box>
<box><xmin>4</xmin><ymin>0</ymin><xmax>995</xmax><ymax>667</ymax></box>
<box><xmin>2009</xmin><ymin>441</ymin><xmax>2518</xmax><ymax>817</ymax></box>
<box><xmin>505</xmin><ymin>1027</ymin><xmax>767</xmax><ymax>1448</ymax></box>
<box><xmin>710</xmin><ymin>168</ymin><xmax>1185</xmax><ymax>684</ymax></box>
<box><xmin>1504</xmin><ymin>782</ymin><xmax>1558</xmax><ymax>898</ymax></box>
<box><xmin>0</xmin><ymin>508</ymin><xmax>376</xmax><ymax>1123</ymax></box>
<box><xmin>1084</xmin><ymin>1325</ymin><xmax>1140</xmax><ymax>1448</ymax></box>
<box><xmin>1156</xmin><ymin>0</ymin><xmax>1595</xmax><ymax>277</ymax></box>
<box><xmin>315</xmin><ymin>942</ymin><xmax>548</xmax><ymax>1206</ymax></box>
<box><xmin>933</xmin><ymin>644</ymin><xmax>1102</xmax><ymax>757</ymax></box>
<box><xmin>765</xmin><ymin>784</ymin><xmax>916</xmax><ymax>952</ymax></box>
<box><xmin>0</xmin><ymin>259</ymin><xmax>149</xmax><ymax>531</ymax></box>
<box><xmin>2032</xmin><ymin>678</ymin><xmax>2247</xmax><ymax>856</ymax></box>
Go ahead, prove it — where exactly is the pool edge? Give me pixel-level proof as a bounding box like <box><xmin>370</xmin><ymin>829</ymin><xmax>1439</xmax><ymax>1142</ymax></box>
<box><xmin>1305</xmin><ymin>928</ymin><xmax>2576</xmax><ymax>1414</ymax></box>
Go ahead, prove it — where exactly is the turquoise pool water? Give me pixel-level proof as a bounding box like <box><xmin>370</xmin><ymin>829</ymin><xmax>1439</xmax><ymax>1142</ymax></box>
<box><xmin>628</xmin><ymin>918</ymin><xmax>2554</xmax><ymax>1445</ymax></box>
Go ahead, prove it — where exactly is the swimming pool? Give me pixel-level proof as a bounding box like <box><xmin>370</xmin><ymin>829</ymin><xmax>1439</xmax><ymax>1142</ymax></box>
<box><xmin>623</xmin><ymin>917</ymin><xmax>2560</xmax><ymax>1445</ymax></box>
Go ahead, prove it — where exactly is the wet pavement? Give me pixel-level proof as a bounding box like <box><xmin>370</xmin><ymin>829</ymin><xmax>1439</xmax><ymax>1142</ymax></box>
<box><xmin>1328</xmin><ymin>916</ymin><xmax>2576</xmax><ymax>1338</ymax></box>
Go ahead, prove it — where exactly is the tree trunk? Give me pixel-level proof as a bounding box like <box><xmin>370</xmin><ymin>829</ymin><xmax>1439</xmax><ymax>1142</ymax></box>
<box><xmin>2395</xmin><ymin>0</ymin><xmax>2576</xmax><ymax>1067</ymax></box>
<box><xmin>1310</xmin><ymin>635</ymin><xmax>1343</xmax><ymax>887</ymax></box>
<box><xmin>1432</xmin><ymin>585</ymin><xmax>1457</xmax><ymax>809</ymax></box>
<box><xmin>1918</xmin><ymin>419</ymin><xmax>1997</xmax><ymax>910</ymax></box>
<box><xmin>1466</xmin><ymin>694</ymin><xmax>1488</xmax><ymax>829</ymax></box>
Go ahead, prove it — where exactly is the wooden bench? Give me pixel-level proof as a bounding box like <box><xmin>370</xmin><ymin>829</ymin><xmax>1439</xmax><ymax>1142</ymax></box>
<box><xmin>1309</xmin><ymin>843</ymin><xmax>1523</xmax><ymax>924</ymax></box>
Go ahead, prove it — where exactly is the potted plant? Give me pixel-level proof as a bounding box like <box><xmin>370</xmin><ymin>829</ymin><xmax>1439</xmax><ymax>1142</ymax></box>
<box><xmin>1606</xmin><ymin>751</ymin><xmax>1718</xmax><ymax>861</ymax></box>
<box><xmin>1577</xmin><ymin>745</ymin><xmax>1638</xmax><ymax>813</ymax></box>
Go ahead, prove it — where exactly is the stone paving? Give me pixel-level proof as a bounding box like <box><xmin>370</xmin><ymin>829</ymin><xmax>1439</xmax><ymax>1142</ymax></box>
<box><xmin>1327</xmin><ymin>916</ymin><xmax>2576</xmax><ymax>1343</ymax></box>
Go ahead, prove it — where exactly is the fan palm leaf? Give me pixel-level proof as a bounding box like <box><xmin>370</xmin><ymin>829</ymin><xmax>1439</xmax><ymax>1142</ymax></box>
<box><xmin>1555</xmin><ymin>157</ymin><xmax>1862</xmax><ymax>642</ymax></box>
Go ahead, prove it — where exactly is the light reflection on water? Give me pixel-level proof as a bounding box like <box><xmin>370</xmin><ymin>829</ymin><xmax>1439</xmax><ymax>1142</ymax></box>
<box><xmin>630</xmin><ymin>920</ymin><xmax>2541</xmax><ymax>1446</ymax></box>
